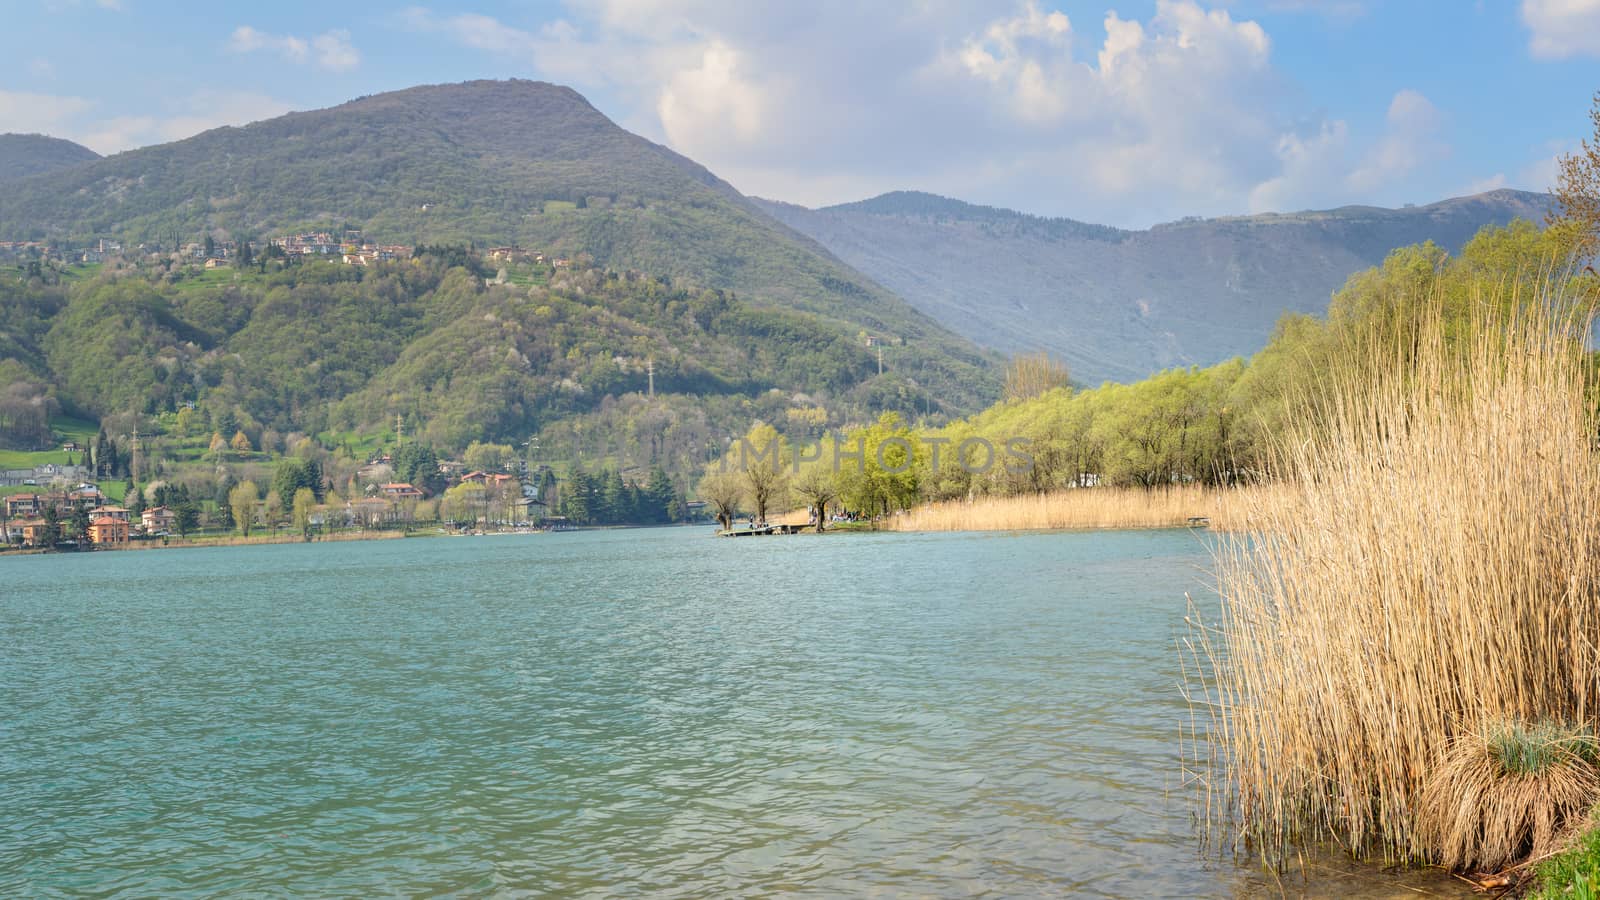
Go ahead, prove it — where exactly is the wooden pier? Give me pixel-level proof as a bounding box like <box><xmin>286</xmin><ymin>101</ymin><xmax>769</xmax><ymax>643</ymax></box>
<box><xmin>716</xmin><ymin>523</ymin><xmax>806</xmax><ymax>537</ymax></box>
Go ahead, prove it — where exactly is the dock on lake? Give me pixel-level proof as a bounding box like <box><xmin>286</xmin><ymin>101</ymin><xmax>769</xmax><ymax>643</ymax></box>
<box><xmin>717</xmin><ymin>523</ymin><xmax>806</xmax><ymax>537</ymax></box>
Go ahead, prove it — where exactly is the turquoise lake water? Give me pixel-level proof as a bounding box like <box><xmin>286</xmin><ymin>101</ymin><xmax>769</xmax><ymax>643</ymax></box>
<box><xmin>1</xmin><ymin>527</ymin><xmax>1467</xmax><ymax>897</ymax></box>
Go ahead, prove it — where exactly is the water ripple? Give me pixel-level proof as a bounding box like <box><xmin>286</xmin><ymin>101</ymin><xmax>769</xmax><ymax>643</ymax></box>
<box><xmin>1</xmin><ymin>528</ymin><xmax>1465</xmax><ymax>898</ymax></box>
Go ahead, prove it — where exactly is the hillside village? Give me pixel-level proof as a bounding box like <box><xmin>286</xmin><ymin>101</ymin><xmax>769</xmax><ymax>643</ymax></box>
<box><xmin>0</xmin><ymin>439</ymin><xmax>568</xmax><ymax>550</ymax></box>
<box><xmin>0</xmin><ymin>231</ymin><xmax>572</xmax><ymax>270</ymax></box>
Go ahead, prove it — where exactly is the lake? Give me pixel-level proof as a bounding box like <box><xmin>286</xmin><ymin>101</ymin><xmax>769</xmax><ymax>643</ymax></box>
<box><xmin>2</xmin><ymin>527</ymin><xmax>1466</xmax><ymax>897</ymax></box>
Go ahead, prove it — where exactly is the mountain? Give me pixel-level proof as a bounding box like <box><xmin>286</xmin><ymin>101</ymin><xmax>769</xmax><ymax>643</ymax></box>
<box><xmin>0</xmin><ymin>80</ymin><xmax>994</xmax><ymax>411</ymax></box>
<box><xmin>0</xmin><ymin>134</ymin><xmax>99</xmax><ymax>183</ymax></box>
<box><xmin>755</xmin><ymin>189</ymin><xmax>1553</xmax><ymax>384</ymax></box>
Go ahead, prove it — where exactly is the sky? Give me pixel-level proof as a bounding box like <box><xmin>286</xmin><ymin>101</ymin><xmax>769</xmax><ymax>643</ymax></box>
<box><xmin>2</xmin><ymin>0</ymin><xmax>1598</xmax><ymax>228</ymax></box>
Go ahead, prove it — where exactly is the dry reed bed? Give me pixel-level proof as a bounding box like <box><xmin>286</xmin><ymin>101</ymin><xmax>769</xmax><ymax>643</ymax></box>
<box><xmin>886</xmin><ymin>484</ymin><xmax>1269</xmax><ymax>533</ymax></box>
<box><xmin>1187</xmin><ymin>284</ymin><xmax>1600</xmax><ymax>870</ymax></box>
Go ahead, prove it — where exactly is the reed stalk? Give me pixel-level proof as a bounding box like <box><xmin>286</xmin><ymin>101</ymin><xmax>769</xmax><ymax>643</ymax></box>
<box><xmin>1189</xmin><ymin>275</ymin><xmax>1600</xmax><ymax>870</ymax></box>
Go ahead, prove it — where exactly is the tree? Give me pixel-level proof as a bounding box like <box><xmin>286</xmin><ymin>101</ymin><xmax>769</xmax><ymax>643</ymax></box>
<box><xmin>791</xmin><ymin>465</ymin><xmax>839</xmax><ymax>532</ymax></box>
<box><xmin>292</xmin><ymin>487</ymin><xmax>316</xmax><ymax>541</ymax></box>
<box><xmin>391</xmin><ymin>443</ymin><xmax>442</xmax><ymax>494</ymax></box>
<box><xmin>229</xmin><ymin>480</ymin><xmax>259</xmax><ymax>536</ymax></box>
<box><xmin>1004</xmin><ymin>351</ymin><xmax>1072</xmax><ymax>402</ymax></box>
<box><xmin>463</xmin><ymin>441</ymin><xmax>513</xmax><ymax>473</ymax></box>
<box><xmin>273</xmin><ymin>458</ymin><xmax>320</xmax><ymax>508</ymax></box>
<box><xmin>126</xmin><ymin>482</ymin><xmax>145</xmax><ymax>519</ymax></box>
<box><xmin>39</xmin><ymin>504</ymin><xmax>60</xmax><ymax>549</ymax></box>
<box><xmin>441</xmin><ymin>482</ymin><xmax>487</xmax><ymax>525</ymax></box>
<box><xmin>173</xmin><ymin>501</ymin><xmax>199</xmax><ymax>538</ymax></box>
<box><xmin>262</xmin><ymin>491</ymin><xmax>284</xmax><ymax>529</ymax></box>
<box><xmin>836</xmin><ymin>413</ymin><xmax>920</xmax><ymax>517</ymax></box>
<box><xmin>69</xmin><ymin>503</ymin><xmax>91</xmax><ymax>545</ymax></box>
<box><xmin>208</xmin><ymin>431</ymin><xmax>227</xmax><ymax>459</ymax></box>
<box><xmin>230</xmin><ymin>430</ymin><xmax>253</xmax><ymax>454</ymax></box>
<box><xmin>737</xmin><ymin>422</ymin><xmax>788</xmax><ymax>525</ymax></box>
<box><xmin>644</xmin><ymin>467</ymin><xmax>676</xmax><ymax>523</ymax></box>
<box><xmin>1552</xmin><ymin>91</ymin><xmax>1600</xmax><ymax>255</ymax></box>
<box><xmin>697</xmin><ymin>469</ymin><xmax>744</xmax><ymax>531</ymax></box>
<box><xmin>203</xmin><ymin>235</ymin><xmax>215</xmax><ymax>258</ymax></box>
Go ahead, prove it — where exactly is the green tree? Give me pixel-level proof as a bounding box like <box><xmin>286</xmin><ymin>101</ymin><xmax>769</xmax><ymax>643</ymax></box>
<box><xmin>463</xmin><ymin>440</ymin><xmax>514</xmax><ymax>473</ymax></box>
<box><xmin>736</xmin><ymin>422</ymin><xmax>788</xmax><ymax>525</ymax></box>
<box><xmin>392</xmin><ymin>443</ymin><xmax>442</xmax><ymax>493</ymax></box>
<box><xmin>272</xmin><ymin>458</ymin><xmax>320</xmax><ymax>508</ymax></box>
<box><xmin>173</xmin><ymin>500</ymin><xmax>199</xmax><ymax>538</ymax></box>
<box><xmin>69</xmin><ymin>503</ymin><xmax>91</xmax><ymax>545</ymax></box>
<box><xmin>39</xmin><ymin>504</ymin><xmax>60</xmax><ymax>549</ymax></box>
<box><xmin>292</xmin><ymin>487</ymin><xmax>316</xmax><ymax>541</ymax></box>
<box><xmin>644</xmin><ymin>467</ymin><xmax>676</xmax><ymax>523</ymax></box>
<box><xmin>229</xmin><ymin>480</ymin><xmax>259</xmax><ymax>536</ymax></box>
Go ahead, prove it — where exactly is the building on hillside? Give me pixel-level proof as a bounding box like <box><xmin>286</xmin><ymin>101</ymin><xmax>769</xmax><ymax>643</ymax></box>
<box><xmin>7</xmin><ymin>517</ymin><xmax>51</xmax><ymax>546</ymax></box>
<box><xmin>142</xmin><ymin>506</ymin><xmax>175</xmax><ymax>534</ymax></box>
<box><xmin>32</xmin><ymin>463</ymin><xmax>90</xmax><ymax>484</ymax></box>
<box><xmin>347</xmin><ymin>497</ymin><xmax>394</xmax><ymax>527</ymax></box>
<box><xmin>203</xmin><ymin>257</ymin><xmax>228</xmax><ymax>269</ymax></box>
<box><xmin>89</xmin><ymin>516</ymin><xmax>129</xmax><ymax>545</ymax></box>
<box><xmin>88</xmin><ymin>505</ymin><xmax>129</xmax><ymax>521</ymax></box>
<box><xmin>68</xmin><ymin>487</ymin><xmax>106</xmax><ymax>506</ymax></box>
<box><xmin>461</xmin><ymin>471</ymin><xmax>519</xmax><ymax>489</ymax></box>
<box><xmin>4</xmin><ymin>493</ymin><xmax>42</xmax><ymax>518</ymax></box>
<box><xmin>379</xmin><ymin>483</ymin><xmax>425</xmax><ymax>500</ymax></box>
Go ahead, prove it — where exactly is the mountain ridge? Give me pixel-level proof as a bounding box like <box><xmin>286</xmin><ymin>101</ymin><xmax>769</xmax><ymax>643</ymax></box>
<box><xmin>754</xmin><ymin>188</ymin><xmax>1553</xmax><ymax>383</ymax></box>
<box><xmin>0</xmin><ymin>133</ymin><xmax>100</xmax><ymax>183</ymax></box>
<box><xmin>0</xmin><ymin>79</ymin><xmax>997</xmax><ymax>413</ymax></box>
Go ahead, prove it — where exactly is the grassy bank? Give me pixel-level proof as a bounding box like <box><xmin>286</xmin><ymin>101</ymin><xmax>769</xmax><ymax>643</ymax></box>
<box><xmin>1189</xmin><ymin>279</ymin><xmax>1600</xmax><ymax>881</ymax></box>
<box><xmin>884</xmin><ymin>485</ymin><xmax>1263</xmax><ymax>533</ymax></box>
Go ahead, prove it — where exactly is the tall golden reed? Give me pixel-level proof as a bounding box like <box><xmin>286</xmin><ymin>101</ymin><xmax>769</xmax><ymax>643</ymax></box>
<box><xmin>886</xmin><ymin>485</ymin><xmax>1264</xmax><ymax>533</ymax></box>
<box><xmin>1188</xmin><ymin>276</ymin><xmax>1600</xmax><ymax>868</ymax></box>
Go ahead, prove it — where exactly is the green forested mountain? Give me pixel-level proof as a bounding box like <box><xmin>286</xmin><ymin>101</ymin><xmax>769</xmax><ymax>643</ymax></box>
<box><xmin>0</xmin><ymin>80</ymin><xmax>994</xmax><ymax>411</ymax></box>
<box><xmin>0</xmin><ymin>134</ymin><xmax>99</xmax><ymax>183</ymax></box>
<box><xmin>0</xmin><ymin>252</ymin><xmax>943</xmax><ymax>484</ymax></box>
<box><xmin>756</xmin><ymin>188</ymin><xmax>1553</xmax><ymax>384</ymax></box>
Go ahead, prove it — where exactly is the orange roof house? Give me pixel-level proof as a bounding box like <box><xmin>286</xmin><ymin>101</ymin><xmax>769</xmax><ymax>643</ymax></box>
<box><xmin>89</xmin><ymin>516</ymin><xmax>129</xmax><ymax>545</ymax></box>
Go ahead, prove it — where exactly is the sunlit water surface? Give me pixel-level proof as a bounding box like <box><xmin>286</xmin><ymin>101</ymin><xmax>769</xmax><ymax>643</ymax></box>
<box><xmin>3</xmin><ymin>527</ymin><xmax>1468</xmax><ymax>897</ymax></box>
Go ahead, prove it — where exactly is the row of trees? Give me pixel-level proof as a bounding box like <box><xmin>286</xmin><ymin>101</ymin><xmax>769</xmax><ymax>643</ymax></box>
<box><xmin>700</xmin><ymin>217</ymin><xmax>1595</xmax><ymax>525</ymax></box>
<box><xmin>557</xmin><ymin>465</ymin><xmax>686</xmax><ymax>526</ymax></box>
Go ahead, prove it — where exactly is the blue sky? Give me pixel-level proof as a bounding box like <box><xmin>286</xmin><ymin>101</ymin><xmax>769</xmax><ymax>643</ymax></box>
<box><xmin>3</xmin><ymin>0</ymin><xmax>1597</xmax><ymax>227</ymax></box>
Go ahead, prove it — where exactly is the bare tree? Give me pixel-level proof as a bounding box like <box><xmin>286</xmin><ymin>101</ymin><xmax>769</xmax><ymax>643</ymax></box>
<box><xmin>1003</xmin><ymin>351</ymin><xmax>1072</xmax><ymax>402</ymax></box>
<box><xmin>697</xmin><ymin>470</ymin><xmax>744</xmax><ymax>531</ymax></box>
<box><xmin>1552</xmin><ymin>91</ymin><xmax>1600</xmax><ymax>256</ymax></box>
<box><xmin>790</xmin><ymin>466</ymin><xmax>838</xmax><ymax>532</ymax></box>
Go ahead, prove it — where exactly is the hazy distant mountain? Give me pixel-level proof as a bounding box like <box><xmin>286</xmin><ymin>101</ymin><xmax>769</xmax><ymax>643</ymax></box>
<box><xmin>0</xmin><ymin>134</ymin><xmax>98</xmax><ymax>183</ymax></box>
<box><xmin>0</xmin><ymin>80</ymin><xmax>996</xmax><ymax>412</ymax></box>
<box><xmin>755</xmin><ymin>189</ymin><xmax>1553</xmax><ymax>384</ymax></box>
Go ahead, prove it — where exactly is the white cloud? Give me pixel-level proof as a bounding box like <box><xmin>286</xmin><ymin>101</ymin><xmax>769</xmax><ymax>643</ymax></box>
<box><xmin>0</xmin><ymin>89</ymin><xmax>95</xmax><ymax>137</ymax></box>
<box><xmin>228</xmin><ymin>25</ymin><xmax>360</xmax><ymax>72</ymax></box>
<box><xmin>0</xmin><ymin>89</ymin><xmax>291</xmax><ymax>154</ymax></box>
<box><xmin>1346</xmin><ymin>89</ymin><xmax>1446</xmax><ymax>192</ymax></box>
<box><xmin>1463</xmin><ymin>173</ymin><xmax>1509</xmax><ymax>194</ymax></box>
<box><xmin>657</xmin><ymin>40</ymin><xmax>766</xmax><ymax>145</ymax></box>
<box><xmin>1522</xmin><ymin>0</ymin><xmax>1600</xmax><ymax>58</ymax></box>
<box><xmin>1249</xmin><ymin>89</ymin><xmax>1447</xmax><ymax>212</ymax></box>
<box><xmin>401</xmin><ymin>1</ymin><xmax>1456</xmax><ymax>225</ymax></box>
